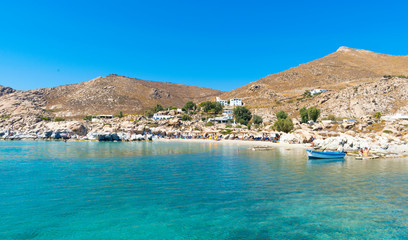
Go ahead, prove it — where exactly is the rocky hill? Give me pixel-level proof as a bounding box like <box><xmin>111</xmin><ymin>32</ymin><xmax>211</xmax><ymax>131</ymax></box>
<box><xmin>0</xmin><ymin>74</ymin><xmax>223</xmax><ymax>118</ymax></box>
<box><xmin>0</xmin><ymin>85</ymin><xmax>15</xmax><ymax>97</ymax></box>
<box><xmin>222</xmin><ymin>47</ymin><xmax>408</xmax><ymax>106</ymax></box>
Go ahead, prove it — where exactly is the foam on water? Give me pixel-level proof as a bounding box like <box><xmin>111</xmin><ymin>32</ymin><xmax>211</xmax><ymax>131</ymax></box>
<box><xmin>0</xmin><ymin>141</ymin><xmax>408</xmax><ymax>239</ymax></box>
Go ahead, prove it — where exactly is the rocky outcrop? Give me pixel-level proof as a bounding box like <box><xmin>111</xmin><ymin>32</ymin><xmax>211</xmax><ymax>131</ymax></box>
<box><xmin>0</xmin><ymin>85</ymin><xmax>16</xmax><ymax>97</ymax></box>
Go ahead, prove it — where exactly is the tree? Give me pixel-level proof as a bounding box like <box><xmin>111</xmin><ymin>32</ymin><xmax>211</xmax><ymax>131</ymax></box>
<box><xmin>116</xmin><ymin>111</ymin><xmax>124</xmax><ymax>118</ymax></box>
<box><xmin>299</xmin><ymin>107</ymin><xmax>309</xmax><ymax>123</ymax></box>
<box><xmin>199</xmin><ymin>101</ymin><xmax>223</xmax><ymax>114</ymax></box>
<box><xmin>200</xmin><ymin>101</ymin><xmax>213</xmax><ymax>112</ymax></box>
<box><xmin>145</xmin><ymin>109</ymin><xmax>154</xmax><ymax>118</ymax></box>
<box><xmin>153</xmin><ymin>104</ymin><xmax>164</xmax><ymax>113</ymax></box>
<box><xmin>183</xmin><ymin>101</ymin><xmax>196</xmax><ymax>112</ymax></box>
<box><xmin>273</xmin><ymin>118</ymin><xmax>294</xmax><ymax>133</ymax></box>
<box><xmin>233</xmin><ymin>106</ymin><xmax>252</xmax><ymax>125</ymax></box>
<box><xmin>181</xmin><ymin>114</ymin><xmax>192</xmax><ymax>121</ymax></box>
<box><xmin>252</xmin><ymin>115</ymin><xmax>263</xmax><ymax>125</ymax></box>
<box><xmin>307</xmin><ymin>107</ymin><xmax>320</xmax><ymax>122</ymax></box>
<box><xmin>276</xmin><ymin>111</ymin><xmax>288</xmax><ymax>120</ymax></box>
<box><xmin>303</xmin><ymin>90</ymin><xmax>312</xmax><ymax>98</ymax></box>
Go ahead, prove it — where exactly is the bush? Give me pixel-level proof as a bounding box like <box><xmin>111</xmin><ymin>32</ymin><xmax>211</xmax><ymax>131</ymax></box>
<box><xmin>153</xmin><ymin>104</ymin><xmax>164</xmax><ymax>113</ymax></box>
<box><xmin>83</xmin><ymin>115</ymin><xmax>93</xmax><ymax>121</ymax></box>
<box><xmin>300</xmin><ymin>107</ymin><xmax>308</xmax><ymax>123</ymax></box>
<box><xmin>275</xmin><ymin>100</ymin><xmax>282</xmax><ymax>105</ymax></box>
<box><xmin>308</xmin><ymin>107</ymin><xmax>320</xmax><ymax>122</ymax></box>
<box><xmin>303</xmin><ymin>90</ymin><xmax>312</xmax><ymax>98</ymax></box>
<box><xmin>226</xmin><ymin>124</ymin><xmax>232</xmax><ymax>128</ymax></box>
<box><xmin>54</xmin><ymin>117</ymin><xmax>65</xmax><ymax>122</ymax></box>
<box><xmin>220</xmin><ymin>129</ymin><xmax>232</xmax><ymax>135</ymax></box>
<box><xmin>273</xmin><ymin>118</ymin><xmax>294</xmax><ymax>133</ymax></box>
<box><xmin>115</xmin><ymin>111</ymin><xmax>124</xmax><ymax>118</ymax></box>
<box><xmin>374</xmin><ymin>112</ymin><xmax>382</xmax><ymax>119</ymax></box>
<box><xmin>276</xmin><ymin>111</ymin><xmax>288</xmax><ymax>120</ymax></box>
<box><xmin>181</xmin><ymin>114</ymin><xmax>192</xmax><ymax>121</ymax></box>
<box><xmin>205</xmin><ymin>122</ymin><xmax>214</xmax><ymax>127</ymax></box>
<box><xmin>252</xmin><ymin>115</ymin><xmax>263</xmax><ymax>124</ymax></box>
<box><xmin>327</xmin><ymin>114</ymin><xmax>336</xmax><ymax>121</ymax></box>
<box><xmin>233</xmin><ymin>106</ymin><xmax>252</xmax><ymax>125</ymax></box>
<box><xmin>287</xmin><ymin>99</ymin><xmax>294</xmax><ymax>104</ymax></box>
<box><xmin>145</xmin><ymin>109</ymin><xmax>154</xmax><ymax>118</ymax></box>
<box><xmin>40</xmin><ymin>116</ymin><xmax>51</xmax><ymax>121</ymax></box>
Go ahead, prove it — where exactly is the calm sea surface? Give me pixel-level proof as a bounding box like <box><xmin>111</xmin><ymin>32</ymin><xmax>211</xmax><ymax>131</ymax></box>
<box><xmin>1</xmin><ymin>141</ymin><xmax>408</xmax><ymax>239</ymax></box>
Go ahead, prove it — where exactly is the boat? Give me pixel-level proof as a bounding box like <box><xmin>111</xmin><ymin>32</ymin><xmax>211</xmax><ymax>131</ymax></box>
<box><xmin>306</xmin><ymin>149</ymin><xmax>346</xmax><ymax>159</ymax></box>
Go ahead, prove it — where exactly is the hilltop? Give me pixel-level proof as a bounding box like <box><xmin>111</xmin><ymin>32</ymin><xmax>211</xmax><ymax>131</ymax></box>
<box><xmin>222</xmin><ymin>47</ymin><xmax>408</xmax><ymax>105</ymax></box>
<box><xmin>0</xmin><ymin>74</ymin><xmax>223</xmax><ymax>119</ymax></box>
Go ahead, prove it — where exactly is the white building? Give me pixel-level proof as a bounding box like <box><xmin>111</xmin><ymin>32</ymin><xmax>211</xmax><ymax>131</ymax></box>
<box><xmin>310</xmin><ymin>89</ymin><xmax>327</xmax><ymax>95</ymax></box>
<box><xmin>216</xmin><ymin>97</ymin><xmax>229</xmax><ymax>106</ymax></box>
<box><xmin>229</xmin><ymin>98</ymin><xmax>243</xmax><ymax>106</ymax></box>
<box><xmin>381</xmin><ymin>113</ymin><xmax>408</xmax><ymax>121</ymax></box>
<box><xmin>152</xmin><ymin>113</ymin><xmax>174</xmax><ymax>121</ymax></box>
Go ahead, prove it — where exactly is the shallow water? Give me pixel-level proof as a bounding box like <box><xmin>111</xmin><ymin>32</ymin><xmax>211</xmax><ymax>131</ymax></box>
<box><xmin>1</xmin><ymin>141</ymin><xmax>408</xmax><ymax>239</ymax></box>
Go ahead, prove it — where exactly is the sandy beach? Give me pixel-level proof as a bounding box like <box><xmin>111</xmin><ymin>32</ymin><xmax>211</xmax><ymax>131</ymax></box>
<box><xmin>153</xmin><ymin>138</ymin><xmax>309</xmax><ymax>149</ymax></box>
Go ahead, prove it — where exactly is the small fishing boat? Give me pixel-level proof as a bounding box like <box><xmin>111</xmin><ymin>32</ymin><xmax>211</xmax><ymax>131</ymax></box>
<box><xmin>307</xmin><ymin>149</ymin><xmax>346</xmax><ymax>159</ymax></box>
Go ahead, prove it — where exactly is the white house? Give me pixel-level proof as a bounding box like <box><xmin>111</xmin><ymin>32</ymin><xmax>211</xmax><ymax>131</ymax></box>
<box><xmin>229</xmin><ymin>98</ymin><xmax>243</xmax><ymax>106</ymax></box>
<box><xmin>152</xmin><ymin>113</ymin><xmax>174</xmax><ymax>121</ymax></box>
<box><xmin>381</xmin><ymin>113</ymin><xmax>408</xmax><ymax>121</ymax></box>
<box><xmin>216</xmin><ymin>97</ymin><xmax>229</xmax><ymax>106</ymax></box>
<box><xmin>310</xmin><ymin>89</ymin><xmax>327</xmax><ymax>95</ymax></box>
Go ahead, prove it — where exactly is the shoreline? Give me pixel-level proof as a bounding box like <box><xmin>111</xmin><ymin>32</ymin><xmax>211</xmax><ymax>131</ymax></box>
<box><xmin>153</xmin><ymin>138</ymin><xmax>308</xmax><ymax>149</ymax></box>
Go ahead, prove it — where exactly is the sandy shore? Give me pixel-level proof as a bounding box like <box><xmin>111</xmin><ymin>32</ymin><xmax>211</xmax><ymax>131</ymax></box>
<box><xmin>153</xmin><ymin>138</ymin><xmax>308</xmax><ymax>149</ymax></box>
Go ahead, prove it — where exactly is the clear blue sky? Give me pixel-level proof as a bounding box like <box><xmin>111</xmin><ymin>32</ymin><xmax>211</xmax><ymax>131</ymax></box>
<box><xmin>1</xmin><ymin>0</ymin><xmax>407</xmax><ymax>91</ymax></box>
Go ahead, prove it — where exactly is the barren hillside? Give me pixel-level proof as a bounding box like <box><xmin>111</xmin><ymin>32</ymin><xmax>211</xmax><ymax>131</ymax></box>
<box><xmin>222</xmin><ymin>47</ymin><xmax>408</xmax><ymax>106</ymax></box>
<box><xmin>0</xmin><ymin>74</ymin><xmax>223</xmax><ymax>118</ymax></box>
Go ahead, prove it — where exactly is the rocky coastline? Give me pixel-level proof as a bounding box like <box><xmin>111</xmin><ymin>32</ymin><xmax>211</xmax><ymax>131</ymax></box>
<box><xmin>1</xmin><ymin>113</ymin><xmax>407</xmax><ymax>157</ymax></box>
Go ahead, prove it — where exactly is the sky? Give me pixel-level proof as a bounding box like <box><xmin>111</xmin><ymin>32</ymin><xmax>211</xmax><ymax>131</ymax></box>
<box><xmin>0</xmin><ymin>0</ymin><xmax>408</xmax><ymax>91</ymax></box>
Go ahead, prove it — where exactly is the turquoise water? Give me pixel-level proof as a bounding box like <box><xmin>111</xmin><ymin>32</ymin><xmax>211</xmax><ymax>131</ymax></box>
<box><xmin>1</xmin><ymin>141</ymin><xmax>408</xmax><ymax>239</ymax></box>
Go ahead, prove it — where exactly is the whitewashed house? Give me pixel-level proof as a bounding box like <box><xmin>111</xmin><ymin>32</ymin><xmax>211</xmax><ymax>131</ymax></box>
<box><xmin>216</xmin><ymin>97</ymin><xmax>229</xmax><ymax>106</ymax></box>
<box><xmin>229</xmin><ymin>98</ymin><xmax>243</xmax><ymax>106</ymax></box>
<box><xmin>310</xmin><ymin>89</ymin><xmax>327</xmax><ymax>95</ymax></box>
<box><xmin>152</xmin><ymin>113</ymin><xmax>173</xmax><ymax>120</ymax></box>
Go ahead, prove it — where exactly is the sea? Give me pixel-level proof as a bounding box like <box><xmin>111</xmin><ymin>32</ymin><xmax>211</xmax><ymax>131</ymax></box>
<box><xmin>1</xmin><ymin>141</ymin><xmax>408</xmax><ymax>239</ymax></box>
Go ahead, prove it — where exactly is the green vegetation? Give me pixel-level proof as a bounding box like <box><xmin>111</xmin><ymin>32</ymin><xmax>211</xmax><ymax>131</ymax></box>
<box><xmin>205</xmin><ymin>122</ymin><xmax>214</xmax><ymax>127</ymax></box>
<box><xmin>115</xmin><ymin>111</ymin><xmax>124</xmax><ymax>118</ymax></box>
<box><xmin>199</xmin><ymin>101</ymin><xmax>223</xmax><ymax>114</ymax></box>
<box><xmin>145</xmin><ymin>109</ymin><xmax>154</xmax><ymax>118</ymax></box>
<box><xmin>45</xmin><ymin>109</ymin><xmax>62</xmax><ymax>113</ymax></box>
<box><xmin>374</xmin><ymin>112</ymin><xmax>382</xmax><ymax>119</ymax></box>
<box><xmin>273</xmin><ymin>118</ymin><xmax>294</xmax><ymax>133</ymax></box>
<box><xmin>383</xmin><ymin>130</ymin><xmax>393</xmax><ymax>134</ymax></box>
<box><xmin>287</xmin><ymin>99</ymin><xmax>294</xmax><ymax>104</ymax></box>
<box><xmin>303</xmin><ymin>90</ymin><xmax>312</xmax><ymax>98</ymax></box>
<box><xmin>233</xmin><ymin>106</ymin><xmax>252</xmax><ymax>125</ymax></box>
<box><xmin>181</xmin><ymin>114</ymin><xmax>192</xmax><ymax>121</ymax></box>
<box><xmin>40</xmin><ymin>116</ymin><xmax>51</xmax><ymax>121</ymax></box>
<box><xmin>275</xmin><ymin>100</ymin><xmax>282</xmax><ymax>105</ymax></box>
<box><xmin>183</xmin><ymin>101</ymin><xmax>197</xmax><ymax>113</ymax></box>
<box><xmin>83</xmin><ymin>115</ymin><xmax>93</xmax><ymax>121</ymax></box>
<box><xmin>194</xmin><ymin>127</ymin><xmax>202</xmax><ymax>131</ymax></box>
<box><xmin>235</xmin><ymin>125</ymin><xmax>242</xmax><ymax>128</ymax></box>
<box><xmin>153</xmin><ymin>104</ymin><xmax>164</xmax><ymax>113</ymax></box>
<box><xmin>54</xmin><ymin>117</ymin><xmax>65</xmax><ymax>122</ymax></box>
<box><xmin>299</xmin><ymin>106</ymin><xmax>320</xmax><ymax>123</ymax></box>
<box><xmin>252</xmin><ymin>115</ymin><xmax>263</xmax><ymax>125</ymax></box>
<box><xmin>383</xmin><ymin>75</ymin><xmax>408</xmax><ymax>79</ymax></box>
<box><xmin>276</xmin><ymin>111</ymin><xmax>288</xmax><ymax>120</ymax></box>
<box><xmin>225</xmin><ymin>124</ymin><xmax>232</xmax><ymax>128</ymax></box>
<box><xmin>220</xmin><ymin>129</ymin><xmax>233</xmax><ymax>135</ymax></box>
<box><xmin>0</xmin><ymin>116</ymin><xmax>11</xmax><ymax>119</ymax></box>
